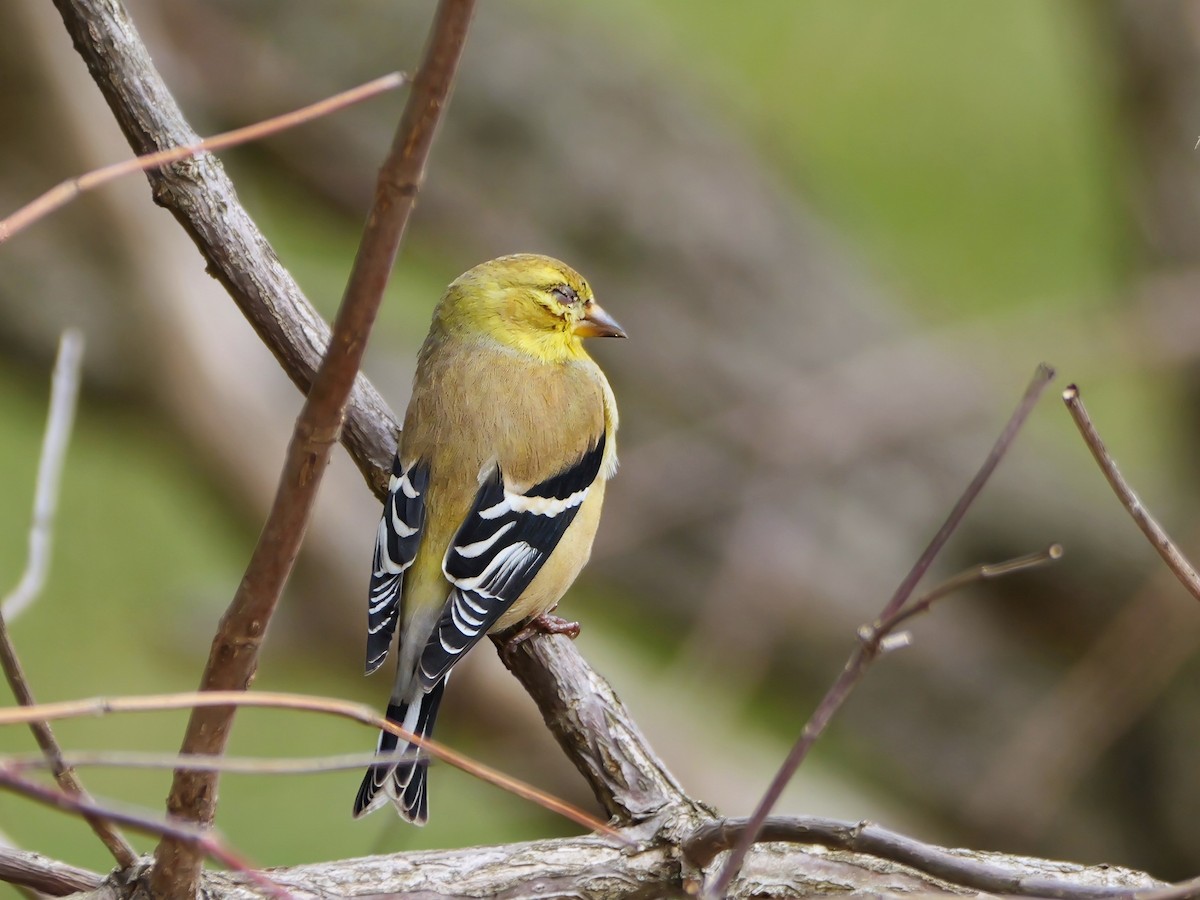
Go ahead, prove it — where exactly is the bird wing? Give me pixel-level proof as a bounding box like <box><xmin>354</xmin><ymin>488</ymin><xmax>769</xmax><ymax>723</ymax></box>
<box><xmin>417</xmin><ymin>433</ymin><xmax>606</xmax><ymax>690</ymax></box>
<box><xmin>366</xmin><ymin>457</ymin><xmax>430</xmax><ymax>675</ymax></box>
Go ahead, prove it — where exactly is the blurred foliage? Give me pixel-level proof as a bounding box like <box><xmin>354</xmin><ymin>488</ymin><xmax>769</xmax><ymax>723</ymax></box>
<box><xmin>586</xmin><ymin>0</ymin><xmax>1129</xmax><ymax>317</ymax></box>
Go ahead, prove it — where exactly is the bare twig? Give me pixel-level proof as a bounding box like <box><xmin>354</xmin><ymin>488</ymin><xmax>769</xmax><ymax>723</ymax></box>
<box><xmin>0</xmin><ymin>689</ymin><xmax>619</xmax><ymax>841</ymax></box>
<box><xmin>0</xmin><ymin>846</ymin><xmax>103</xmax><ymax>896</ymax></box>
<box><xmin>0</xmin><ymin>766</ymin><xmax>291</xmax><ymax>900</ymax></box>
<box><xmin>1063</xmin><ymin>383</ymin><xmax>1200</xmax><ymax>604</ymax></box>
<box><xmin>686</xmin><ymin>815</ymin><xmax>1161</xmax><ymax>899</ymax></box>
<box><xmin>4</xmin><ymin>747</ymin><xmax>535</xmax><ymax>778</ymax></box>
<box><xmin>877</xmin><ymin>363</ymin><xmax>1056</xmax><ymax>624</ymax></box>
<box><xmin>3</xmin><ymin>331</ymin><xmax>84</xmax><ymax>622</ymax></box>
<box><xmin>0</xmin><ymin>332</ymin><xmax>137</xmax><ymax>868</ymax></box>
<box><xmin>0</xmin><ymin>73</ymin><xmax>404</xmax><ymax>243</ymax></box>
<box><xmin>150</xmin><ymin>3</ymin><xmax>475</xmax><ymax>895</ymax></box>
<box><xmin>708</xmin><ymin>363</ymin><xmax>1058</xmax><ymax>899</ymax></box>
<box><xmin>882</xmin><ymin>545</ymin><xmax>1063</xmax><ymax>635</ymax></box>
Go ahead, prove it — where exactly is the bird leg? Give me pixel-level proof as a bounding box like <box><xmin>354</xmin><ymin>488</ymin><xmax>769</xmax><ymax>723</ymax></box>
<box><xmin>501</xmin><ymin>610</ymin><xmax>581</xmax><ymax>662</ymax></box>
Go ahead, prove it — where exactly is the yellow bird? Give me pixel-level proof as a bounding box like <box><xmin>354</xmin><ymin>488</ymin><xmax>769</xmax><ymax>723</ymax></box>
<box><xmin>354</xmin><ymin>254</ymin><xmax>624</xmax><ymax>822</ymax></box>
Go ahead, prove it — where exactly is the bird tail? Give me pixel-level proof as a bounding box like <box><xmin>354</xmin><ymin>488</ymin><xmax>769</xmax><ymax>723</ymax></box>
<box><xmin>353</xmin><ymin>675</ymin><xmax>447</xmax><ymax>823</ymax></box>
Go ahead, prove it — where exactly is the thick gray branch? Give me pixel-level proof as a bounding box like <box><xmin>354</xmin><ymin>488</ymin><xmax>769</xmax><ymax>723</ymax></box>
<box><xmin>63</xmin><ymin>834</ymin><xmax>1160</xmax><ymax>900</ymax></box>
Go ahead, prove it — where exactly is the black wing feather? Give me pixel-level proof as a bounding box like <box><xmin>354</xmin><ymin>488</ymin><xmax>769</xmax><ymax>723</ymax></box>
<box><xmin>366</xmin><ymin>457</ymin><xmax>429</xmax><ymax>675</ymax></box>
<box><xmin>418</xmin><ymin>434</ymin><xmax>606</xmax><ymax>689</ymax></box>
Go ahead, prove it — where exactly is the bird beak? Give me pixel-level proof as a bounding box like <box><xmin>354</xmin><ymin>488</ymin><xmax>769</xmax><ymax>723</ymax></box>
<box><xmin>574</xmin><ymin>302</ymin><xmax>627</xmax><ymax>339</ymax></box>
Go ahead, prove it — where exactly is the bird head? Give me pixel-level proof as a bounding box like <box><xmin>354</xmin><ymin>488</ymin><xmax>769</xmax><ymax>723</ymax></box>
<box><xmin>437</xmin><ymin>254</ymin><xmax>626</xmax><ymax>362</ymax></box>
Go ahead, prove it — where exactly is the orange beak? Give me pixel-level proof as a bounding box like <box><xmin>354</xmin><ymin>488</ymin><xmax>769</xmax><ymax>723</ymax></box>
<box><xmin>573</xmin><ymin>302</ymin><xmax>627</xmax><ymax>339</ymax></box>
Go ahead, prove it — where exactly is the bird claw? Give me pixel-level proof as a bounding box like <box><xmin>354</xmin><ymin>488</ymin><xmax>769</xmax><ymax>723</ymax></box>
<box><xmin>501</xmin><ymin>612</ymin><xmax>581</xmax><ymax>663</ymax></box>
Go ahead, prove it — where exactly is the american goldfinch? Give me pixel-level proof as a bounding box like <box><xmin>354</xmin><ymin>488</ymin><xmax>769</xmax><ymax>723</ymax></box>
<box><xmin>354</xmin><ymin>254</ymin><xmax>624</xmax><ymax>823</ymax></box>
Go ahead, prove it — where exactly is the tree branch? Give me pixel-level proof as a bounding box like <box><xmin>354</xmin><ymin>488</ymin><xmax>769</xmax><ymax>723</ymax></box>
<box><xmin>686</xmin><ymin>815</ymin><xmax>1163</xmax><ymax>899</ymax></box>
<box><xmin>146</xmin><ymin>3</ymin><xmax>475</xmax><ymax>893</ymax></box>
<box><xmin>0</xmin><ymin>846</ymin><xmax>102</xmax><ymax>897</ymax></box>
<box><xmin>496</xmin><ymin>630</ymin><xmax>702</xmax><ymax>827</ymax></box>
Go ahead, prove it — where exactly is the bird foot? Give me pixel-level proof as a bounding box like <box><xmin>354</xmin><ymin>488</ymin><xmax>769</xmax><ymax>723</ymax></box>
<box><xmin>501</xmin><ymin>612</ymin><xmax>581</xmax><ymax>663</ymax></box>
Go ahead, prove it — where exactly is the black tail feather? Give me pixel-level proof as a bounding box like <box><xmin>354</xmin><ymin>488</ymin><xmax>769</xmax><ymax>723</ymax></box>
<box><xmin>353</xmin><ymin>676</ymin><xmax>447</xmax><ymax>823</ymax></box>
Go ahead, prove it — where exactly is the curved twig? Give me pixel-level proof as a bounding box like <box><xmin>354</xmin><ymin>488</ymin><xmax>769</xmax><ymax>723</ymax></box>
<box><xmin>1063</xmin><ymin>383</ymin><xmax>1200</xmax><ymax>604</ymax></box>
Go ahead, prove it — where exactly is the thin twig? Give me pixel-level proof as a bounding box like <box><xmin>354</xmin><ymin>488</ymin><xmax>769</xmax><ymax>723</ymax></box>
<box><xmin>877</xmin><ymin>363</ymin><xmax>1056</xmax><ymax>624</ymax></box>
<box><xmin>0</xmin><ymin>689</ymin><xmax>620</xmax><ymax>841</ymax></box>
<box><xmin>1063</xmin><ymin>383</ymin><xmax>1200</xmax><ymax>604</ymax></box>
<box><xmin>3</xmin><ymin>331</ymin><xmax>85</xmax><ymax>622</ymax></box>
<box><xmin>151</xmin><ymin>4</ymin><xmax>475</xmax><ymax>896</ymax></box>
<box><xmin>708</xmin><ymin>363</ymin><xmax>1058</xmax><ymax>899</ymax></box>
<box><xmin>686</xmin><ymin>815</ymin><xmax>1162</xmax><ymax>899</ymax></box>
<box><xmin>0</xmin><ymin>333</ymin><xmax>137</xmax><ymax>868</ymax></box>
<box><xmin>0</xmin><ymin>73</ymin><xmax>404</xmax><ymax>243</ymax></box>
<box><xmin>0</xmin><ymin>765</ymin><xmax>291</xmax><ymax>900</ymax></box>
<box><xmin>882</xmin><ymin>545</ymin><xmax>1063</xmax><ymax>635</ymax></box>
<box><xmin>3</xmin><ymin>748</ymin><xmax>483</xmax><ymax>777</ymax></box>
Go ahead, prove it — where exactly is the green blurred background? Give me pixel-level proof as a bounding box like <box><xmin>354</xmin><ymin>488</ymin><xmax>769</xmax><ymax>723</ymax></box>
<box><xmin>3</xmin><ymin>0</ymin><xmax>1199</xmax><ymax>890</ymax></box>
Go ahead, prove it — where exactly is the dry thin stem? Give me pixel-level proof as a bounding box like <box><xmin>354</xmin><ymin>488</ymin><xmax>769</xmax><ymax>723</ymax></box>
<box><xmin>0</xmin><ymin>73</ymin><xmax>404</xmax><ymax>243</ymax></box>
<box><xmin>708</xmin><ymin>363</ymin><xmax>1058</xmax><ymax>899</ymax></box>
<box><xmin>151</xmin><ymin>4</ymin><xmax>475</xmax><ymax>895</ymax></box>
<box><xmin>1063</xmin><ymin>383</ymin><xmax>1200</xmax><ymax>604</ymax></box>
<box><xmin>0</xmin><ymin>332</ymin><xmax>137</xmax><ymax>868</ymax></box>
<box><xmin>0</xmin><ymin>689</ymin><xmax>619</xmax><ymax>841</ymax></box>
<box><xmin>882</xmin><ymin>544</ymin><xmax>1063</xmax><ymax>635</ymax></box>
<box><xmin>687</xmin><ymin>815</ymin><xmax>1157</xmax><ymax>899</ymax></box>
<box><xmin>0</xmin><ymin>766</ymin><xmax>291</xmax><ymax>900</ymax></box>
<box><xmin>3</xmin><ymin>331</ymin><xmax>85</xmax><ymax>622</ymax></box>
<box><xmin>4</xmin><ymin>748</ymin><xmax>518</xmax><ymax>778</ymax></box>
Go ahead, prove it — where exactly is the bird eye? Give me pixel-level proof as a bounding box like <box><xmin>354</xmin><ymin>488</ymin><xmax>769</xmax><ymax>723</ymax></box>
<box><xmin>551</xmin><ymin>285</ymin><xmax>581</xmax><ymax>307</ymax></box>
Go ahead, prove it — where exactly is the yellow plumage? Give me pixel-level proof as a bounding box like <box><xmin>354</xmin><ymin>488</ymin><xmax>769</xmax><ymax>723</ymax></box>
<box><xmin>354</xmin><ymin>254</ymin><xmax>623</xmax><ymax>822</ymax></box>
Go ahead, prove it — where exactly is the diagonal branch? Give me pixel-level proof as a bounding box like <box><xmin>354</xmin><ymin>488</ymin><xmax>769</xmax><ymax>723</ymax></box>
<box><xmin>49</xmin><ymin>0</ymin><xmax>401</xmax><ymax>498</ymax></box>
<box><xmin>708</xmin><ymin>363</ymin><xmax>1058</xmax><ymax>899</ymax></box>
<box><xmin>496</xmin><ymin>631</ymin><xmax>699</xmax><ymax>826</ymax></box>
<box><xmin>0</xmin><ymin>72</ymin><xmax>403</xmax><ymax>243</ymax></box>
<box><xmin>0</xmin><ymin>331</ymin><xmax>137</xmax><ymax>868</ymax></box>
<box><xmin>0</xmin><ymin>689</ymin><xmax>622</xmax><ymax>841</ymax></box>
<box><xmin>0</xmin><ymin>766</ymin><xmax>290</xmax><ymax>900</ymax></box>
<box><xmin>143</xmin><ymin>2</ymin><xmax>476</xmax><ymax>897</ymax></box>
